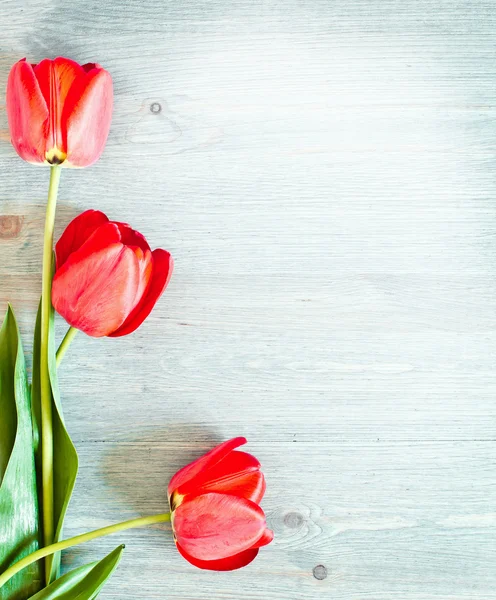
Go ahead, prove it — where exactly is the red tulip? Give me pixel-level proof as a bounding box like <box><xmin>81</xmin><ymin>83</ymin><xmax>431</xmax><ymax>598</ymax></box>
<box><xmin>168</xmin><ymin>437</ymin><xmax>273</xmax><ymax>571</ymax></box>
<box><xmin>6</xmin><ymin>57</ymin><xmax>112</xmax><ymax>167</ymax></box>
<box><xmin>52</xmin><ymin>210</ymin><xmax>173</xmax><ymax>337</ymax></box>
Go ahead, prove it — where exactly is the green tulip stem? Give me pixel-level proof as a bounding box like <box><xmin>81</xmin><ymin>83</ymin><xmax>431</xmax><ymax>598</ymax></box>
<box><xmin>40</xmin><ymin>164</ymin><xmax>61</xmax><ymax>582</ymax></box>
<box><xmin>56</xmin><ymin>326</ymin><xmax>78</xmax><ymax>367</ymax></box>
<box><xmin>0</xmin><ymin>513</ymin><xmax>171</xmax><ymax>589</ymax></box>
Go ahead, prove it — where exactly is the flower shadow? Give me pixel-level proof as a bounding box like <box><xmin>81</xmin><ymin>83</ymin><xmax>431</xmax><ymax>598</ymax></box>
<box><xmin>101</xmin><ymin>424</ymin><xmax>223</xmax><ymax>516</ymax></box>
<box><xmin>62</xmin><ymin>425</ymin><xmax>224</xmax><ymax>573</ymax></box>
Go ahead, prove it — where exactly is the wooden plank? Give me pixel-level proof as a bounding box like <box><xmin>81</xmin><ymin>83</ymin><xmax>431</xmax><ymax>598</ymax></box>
<box><xmin>61</xmin><ymin>440</ymin><xmax>495</xmax><ymax>600</ymax></box>
<box><xmin>0</xmin><ymin>0</ymin><xmax>495</xmax><ymax>598</ymax></box>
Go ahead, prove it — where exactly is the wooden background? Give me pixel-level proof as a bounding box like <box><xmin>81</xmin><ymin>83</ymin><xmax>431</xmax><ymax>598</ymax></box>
<box><xmin>1</xmin><ymin>0</ymin><xmax>495</xmax><ymax>598</ymax></box>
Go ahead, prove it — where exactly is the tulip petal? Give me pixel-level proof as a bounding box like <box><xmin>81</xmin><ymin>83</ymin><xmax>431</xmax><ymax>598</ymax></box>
<box><xmin>34</xmin><ymin>57</ymin><xmax>84</xmax><ymax>157</ymax></box>
<box><xmin>64</xmin><ymin>222</ymin><xmax>121</xmax><ymax>259</ymax></box>
<box><xmin>132</xmin><ymin>247</ymin><xmax>153</xmax><ymax>307</ymax></box>
<box><xmin>168</xmin><ymin>437</ymin><xmax>247</xmax><ymax>499</ymax></box>
<box><xmin>6</xmin><ymin>59</ymin><xmax>49</xmax><ymax>164</ymax></box>
<box><xmin>199</xmin><ymin>450</ymin><xmax>261</xmax><ymax>479</ymax></box>
<box><xmin>251</xmin><ymin>528</ymin><xmax>274</xmax><ymax>548</ymax></box>
<box><xmin>108</xmin><ymin>248</ymin><xmax>173</xmax><ymax>337</ymax></box>
<box><xmin>176</xmin><ymin>543</ymin><xmax>259</xmax><ymax>571</ymax></box>
<box><xmin>173</xmin><ymin>492</ymin><xmax>267</xmax><ymax>561</ymax></box>
<box><xmin>64</xmin><ymin>67</ymin><xmax>113</xmax><ymax>167</ymax></box>
<box><xmin>82</xmin><ymin>63</ymin><xmax>100</xmax><ymax>73</ymax></box>
<box><xmin>52</xmin><ymin>224</ymin><xmax>140</xmax><ymax>337</ymax></box>
<box><xmin>55</xmin><ymin>210</ymin><xmax>109</xmax><ymax>269</ymax></box>
<box><xmin>182</xmin><ymin>450</ymin><xmax>266</xmax><ymax>504</ymax></box>
<box><xmin>115</xmin><ymin>224</ymin><xmax>154</xmax><ymax>307</ymax></box>
<box><xmin>34</xmin><ymin>57</ymin><xmax>83</xmax><ymax>112</ymax></box>
<box><xmin>201</xmin><ymin>469</ymin><xmax>266</xmax><ymax>505</ymax></box>
<box><xmin>114</xmin><ymin>223</ymin><xmax>151</xmax><ymax>253</ymax></box>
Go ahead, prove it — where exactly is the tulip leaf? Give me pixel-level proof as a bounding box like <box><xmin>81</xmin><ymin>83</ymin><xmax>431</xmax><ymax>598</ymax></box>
<box><xmin>32</xmin><ymin>301</ymin><xmax>79</xmax><ymax>583</ymax></box>
<box><xmin>0</xmin><ymin>305</ymin><xmax>43</xmax><ymax>599</ymax></box>
<box><xmin>27</xmin><ymin>545</ymin><xmax>124</xmax><ymax>600</ymax></box>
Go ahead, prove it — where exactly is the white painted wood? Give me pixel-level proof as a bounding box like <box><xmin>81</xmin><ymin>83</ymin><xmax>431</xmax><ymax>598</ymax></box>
<box><xmin>1</xmin><ymin>0</ymin><xmax>495</xmax><ymax>598</ymax></box>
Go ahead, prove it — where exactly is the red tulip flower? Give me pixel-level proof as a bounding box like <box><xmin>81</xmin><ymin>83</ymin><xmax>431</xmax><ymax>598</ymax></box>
<box><xmin>6</xmin><ymin>57</ymin><xmax>112</xmax><ymax>167</ymax></box>
<box><xmin>168</xmin><ymin>437</ymin><xmax>273</xmax><ymax>570</ymax></box>
<box><xmin>52</xmin><ymin>210</ymin><xmax>173</xmax><ymax>337</ymax></box>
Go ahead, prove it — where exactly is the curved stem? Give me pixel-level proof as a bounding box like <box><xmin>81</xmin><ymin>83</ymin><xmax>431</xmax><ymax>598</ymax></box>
<box><xmin>40</xmin><ymin>165</ymin><xmax>61</xmax><ymax>582</ymax></box>
<box><xmin>56</xmin><ymin>326</ymin><xmax>78</xmax><ymax>367</ymax></box>
<box><xmin>0</xmin><ymin>513</ymin><xmax>171</xmax><ymax>589</ymax></box>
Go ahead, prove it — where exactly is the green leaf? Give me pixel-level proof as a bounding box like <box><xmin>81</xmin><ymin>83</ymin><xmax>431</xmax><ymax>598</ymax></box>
<box><xmin>27</xmin><ymin>546</ymin><xmax>124</xmax><ymax>600</ymax></box>
<box><xmin>32</xmin><ymin>302</ymin><xmax>79</xmax><ymax>583</ymax></box>
<box><xmin>0</xmin><ymin>305</ymin><xmax>43</xmax><ymax>599</ymax></box>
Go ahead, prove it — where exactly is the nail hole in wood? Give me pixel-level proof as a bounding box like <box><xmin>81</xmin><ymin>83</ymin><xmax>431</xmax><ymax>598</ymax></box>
<box><xmin>313</xmin><ymin>565</ymin><xmax>327</xmax><ymax>580</ymax></box>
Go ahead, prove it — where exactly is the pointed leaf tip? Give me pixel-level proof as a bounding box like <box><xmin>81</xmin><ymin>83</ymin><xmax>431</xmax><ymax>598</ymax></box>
<box><xmin>27</xmin><ymin>545</ymin><xmax>124</xmax><ymax>599</ymax></box>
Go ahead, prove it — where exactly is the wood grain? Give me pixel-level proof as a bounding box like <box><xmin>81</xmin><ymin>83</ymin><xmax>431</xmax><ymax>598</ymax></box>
<box><xmin>1</xmin><ymin>1</ymin><xmax>495</xmax><ymax>598</ymax></box>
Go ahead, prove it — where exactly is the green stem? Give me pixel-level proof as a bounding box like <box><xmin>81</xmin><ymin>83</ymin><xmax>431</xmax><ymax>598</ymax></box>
<box><xmin>56</xmin><ymin>326</ymin><xmax>78</xmax><ymax>367</ymax></box>
<box><xmin>0</xmin><ymin>513</ymin><xmax>171</xmax><ymax>588</ymax></box>
<box><xmin>40</xmin><ymin>165</ymin><xmax>61</xmax><ymax>582</ymax></box>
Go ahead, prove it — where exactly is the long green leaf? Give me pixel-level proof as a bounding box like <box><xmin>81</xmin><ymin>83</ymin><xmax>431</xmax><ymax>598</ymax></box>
<box><xmin>32</xmin><ymin>302</ymin><xmax>79</xmax><ymax>582</ymax></box>
<box><xmin>0</xmin><ymin>305</ymin><xmax>42</xmax><ymax>599</ymax></box>
<box><xmin>27</xmin><ymin>546</ymin><xmax>124</xmax><ymax>600</ymax></box>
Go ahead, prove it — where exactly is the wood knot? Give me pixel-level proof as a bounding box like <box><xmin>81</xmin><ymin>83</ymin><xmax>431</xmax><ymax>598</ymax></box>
<box><xmin>283</xmin><ymin>511</ymin><xmax>304</xmax><ymax>529</ymax></box>
<box><xmin>313</xmin><ymin>564</ymin><xmax>327</xmax><ymax>580</ymax></box>
<box><xmin>150</xmin><ymin>102</ymin><xmax>162</xmax><ymax>114</ymax></box>
<box><xmin>0</xmin><ymin>215</ymin><xmax>23</xmax><ymax>239</ymax></box>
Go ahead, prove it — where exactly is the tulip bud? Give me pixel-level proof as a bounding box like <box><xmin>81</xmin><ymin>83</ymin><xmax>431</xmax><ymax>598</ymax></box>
<box><xmin>6</xmin><ymin>57</ymin><xmax>113</xmax><ymax>167</ymax></box>
<box><xmin>168</xmin><ymin>437</ymin><xmax>273</xmax><ymax>570</ymax></box>
<box><xmin>52</xmin><ymin>210</ymin><xmax>173</xmax><ymax>337</ymax></box>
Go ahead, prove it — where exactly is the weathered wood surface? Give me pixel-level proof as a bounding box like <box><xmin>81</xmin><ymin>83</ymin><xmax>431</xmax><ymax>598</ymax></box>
<box><xmin>1</xmin><ymin>0</ymin><xmax>496</xmax><ymax>598</ymax></box>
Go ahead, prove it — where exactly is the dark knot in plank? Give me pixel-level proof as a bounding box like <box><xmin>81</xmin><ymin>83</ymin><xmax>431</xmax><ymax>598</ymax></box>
<box><xmin>283</xmin><ymin>511</ymin><xmax>304</xmax><ymax>529</ymax></box>
<box><xmin>0</xmin><ymin>215</ymin><xmax>23</xmax><ymax>238</ymax></box>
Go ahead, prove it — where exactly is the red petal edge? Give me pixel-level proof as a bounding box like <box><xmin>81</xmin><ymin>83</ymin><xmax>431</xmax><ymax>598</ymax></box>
<box><xmin>113</xmin><ymin>222</ymin><xmax>151</xmax><ymax>253</ymax></box>
<box><xmin>64</xmin><ymin>67</ymin><xmax>113</xmax><ymax>167</ymax></box>
<box><xmin>184</xmin><ymin>450</ymin><xmax>266</xmax><ymax>503</ymax></box>
<box><xmin>176</xmin><ymin>543</ymin><xmax>259</xmax><ymax>571</ymax></box>
<box><xmin>6</xmin><ymin>59</ymin><xmax>49</xmax><ymax>163</ymax></box>
<box><xmin>252</xmin><ymin>528</ymin><xmax>274</xmax><ymax>548</ymax></box>
<box><xmin>55</xmin><ymin>209</ymin><xmax>109</xmax><ymax>269</ymax></box>
<box><xmin>108</xmin><ymin>248</ymin><xmax>173</xmax><ymax>337</ymax></box>
<box><xmin>168</xmin><ymin>437</ymin><xmax>247</xmax><ymax>499</ymax></box>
